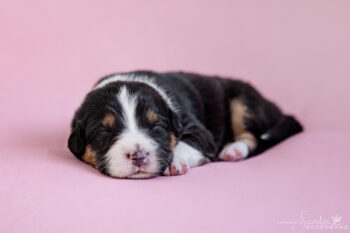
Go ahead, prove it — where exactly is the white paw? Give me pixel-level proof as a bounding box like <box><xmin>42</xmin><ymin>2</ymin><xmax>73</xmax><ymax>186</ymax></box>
<box><xmin>218</xmin><ymin>141</ymin><xmax>249</xmax><ymax>161</ymax></box>
<box><xmin>163</xmin><ymin>141</ymin><xmax>206</xmax><ymax>176</ymax></box>
<box><xmin>163</xmin><ymin>156</ymin><xmax>189</xmax><ymax>176</ymax></box>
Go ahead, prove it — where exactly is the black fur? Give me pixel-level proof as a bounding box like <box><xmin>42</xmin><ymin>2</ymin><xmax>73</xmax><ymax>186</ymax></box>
<box><xmin>69</xmin><ymin>70</ymin><xmax>303</xmax><ymax>176</ymax></box>
<box><xmin>69</xmin><ymin>82</ymin><xmax>178</xmax><ymax>174</ymax></box>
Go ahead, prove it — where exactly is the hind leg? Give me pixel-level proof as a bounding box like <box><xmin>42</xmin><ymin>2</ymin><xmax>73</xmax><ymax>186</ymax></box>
<box><xmin>218</xmin><ymin>79</ymin><xmax>298</xmax><ymax>160</ymax></box>
<box><xmin>219</xmin><ymin>99</ymin><xmax>257</xmax><ymax>161</ymax></box>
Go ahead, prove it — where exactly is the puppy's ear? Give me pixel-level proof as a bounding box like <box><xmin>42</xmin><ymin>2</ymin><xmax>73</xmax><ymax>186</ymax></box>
<box><xmin>68</xmin><ymin>119</ymin><xmax>86</xmax><ymax>159</ymax></box>
<box><xmin>169</xmin><ymin>110</ymin><xmax>183</xmax><ymax>137</ymax></box>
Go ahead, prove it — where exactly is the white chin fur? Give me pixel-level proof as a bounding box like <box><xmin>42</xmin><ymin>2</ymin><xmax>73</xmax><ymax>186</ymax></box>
<box><xmin>128</xmin><ymin>172</ymin><xmax>157</xmax><ymax>179</ymax></box>
<box><xmin>106</xmin><ymin>130</ymin><xmax>160</xmax><ymax>178</ymax></box>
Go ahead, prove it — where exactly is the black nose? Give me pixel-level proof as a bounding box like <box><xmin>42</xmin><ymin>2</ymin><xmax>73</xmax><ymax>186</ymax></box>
<box><xmin>128</xmin><ymin>150</ymin><xmax>149</xmax><ymax>166</ymax></box>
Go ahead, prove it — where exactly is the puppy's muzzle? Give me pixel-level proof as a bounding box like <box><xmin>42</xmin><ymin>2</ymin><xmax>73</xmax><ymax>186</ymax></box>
<box><xmin>127</xmin><ymin>149</ymin><xmax>149</xmax><ymax>167</ymax></box>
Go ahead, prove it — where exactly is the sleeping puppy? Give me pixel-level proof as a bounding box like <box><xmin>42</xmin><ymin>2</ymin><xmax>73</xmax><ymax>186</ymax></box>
<box><xmin>68</xmin><ymin>71</ymin><xmax>303</xmax><ymax>178</ymax></box>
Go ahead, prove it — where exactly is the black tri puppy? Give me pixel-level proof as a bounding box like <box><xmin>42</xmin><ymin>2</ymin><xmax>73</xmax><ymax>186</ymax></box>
<box><xmin>68</xmin><ymin>71</ymin><xmax>303</xmax><ymax>178</ymax></box>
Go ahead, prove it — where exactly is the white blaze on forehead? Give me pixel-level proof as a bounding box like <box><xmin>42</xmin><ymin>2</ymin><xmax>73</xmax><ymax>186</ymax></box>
<box><xmin>118</xmin><ymin>86</ymin><xmax>138</xmax><ymax>131</ymax></box>
<box><xmin>105</xmin><ymin>86</ymin><xmax>159</xmax><ymax>178</ymax></box>
<box><xmin>93</xmin><ymin>73</ymin><xmax>178</xmax><ymax>112</ymax></box>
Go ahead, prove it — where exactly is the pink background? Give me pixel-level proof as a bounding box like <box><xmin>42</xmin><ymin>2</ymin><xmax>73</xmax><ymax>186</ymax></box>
<box><xmin>1</xmin><ymin>0</ymin><xmax>349</xmax><ymax>233</ymax></box>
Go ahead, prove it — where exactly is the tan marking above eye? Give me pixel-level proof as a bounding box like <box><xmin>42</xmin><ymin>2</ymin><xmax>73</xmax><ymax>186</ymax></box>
<box><xmin>82</xmin><ymin>145</ymin><xmax>96</xmax><ymax>167</ymax></box>
<box><xmin>102</xmin><ymin>113</ymin><xmax>115</xmax><ymax>128</ymax></box>
<box><xmin>146</xmin><ymin>109</ymin><xmax>158</xmax><ymax>124</ymax></box>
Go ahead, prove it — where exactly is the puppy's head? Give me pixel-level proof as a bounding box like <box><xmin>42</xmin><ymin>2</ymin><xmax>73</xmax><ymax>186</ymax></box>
<box><xmin>68</xmin><ymin>83</ymin><xmax>182</xmax><ymax>178</ymax></box>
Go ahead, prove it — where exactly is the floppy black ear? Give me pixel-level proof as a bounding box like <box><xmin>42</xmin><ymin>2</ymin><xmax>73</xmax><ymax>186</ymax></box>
<box><xmin>169</xmin><ymin>110</ymin><xmax>183</xmax><ymax>137</ymax></box>
<box><xmin>68</xmin><ymin>119</ymin><xmax>86</xmax><ymax>158</ymax></box>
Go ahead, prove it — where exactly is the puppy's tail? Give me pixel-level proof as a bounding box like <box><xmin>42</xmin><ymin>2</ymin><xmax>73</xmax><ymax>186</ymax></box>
<box><xmin>252</xmin><ymin>115</ymin><xmax>303</xmax><ymax>156</ymax></box>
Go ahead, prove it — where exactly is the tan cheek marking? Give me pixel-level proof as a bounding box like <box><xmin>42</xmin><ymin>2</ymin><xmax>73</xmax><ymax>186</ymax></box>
<box><xmin>82</xmin><ymin>145</ymin><xmax>96</xmax><ymax>167</ymax></box>
<box><xmin>146</xmin><ymin>109</ymin><xmax>158</xmax><ymax>125</ymax></box>
<box><xmin>169</xmin><ymin>133</ymin><xmax>177</xmax><ymax>150</ymax></box>
<box><xmin>102</xmin><ymin>113</ymin><xmax>115</xmax><ymax>128</ymax></box>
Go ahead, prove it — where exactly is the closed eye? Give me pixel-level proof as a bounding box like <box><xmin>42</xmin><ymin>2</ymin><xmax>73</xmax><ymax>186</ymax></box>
<box><xmin>150</xmin><ymin>124</ymin><xmax>162</xmax><ymax>130</ymax></box>
<box><xmin>97</xmin><ymin>127</ymin><xmax>115</xmax><ymax>136</ymax></box>
<box><xmin>150</xmin><ymin>121</ymin><xmax>168</xmax><ymax>130</ymax></box>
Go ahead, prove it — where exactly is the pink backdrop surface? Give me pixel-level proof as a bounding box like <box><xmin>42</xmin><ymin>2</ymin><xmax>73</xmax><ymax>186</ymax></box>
<box><xmin>1</xmin><ymin>0</ymin><xmax>349</xmax><ymax>233</ymax></box>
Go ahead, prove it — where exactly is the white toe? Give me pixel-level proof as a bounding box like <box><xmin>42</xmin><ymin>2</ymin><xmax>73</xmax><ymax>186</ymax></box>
<box><xmin>219</xmin><ymin>141</ymin><xmax>249</xmax><ymax>161</ymax></box>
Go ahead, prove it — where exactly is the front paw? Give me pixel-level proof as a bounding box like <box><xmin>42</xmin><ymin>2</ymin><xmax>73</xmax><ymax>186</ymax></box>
<box><xmin>163</xmin><ymin>161</ymin><xmax>189</xmax><ymax>176</ymax></box>
<box><xmin>163</xmin><ymin>141</ymin><xmax>207</xmax><ymax>176</ymax></box>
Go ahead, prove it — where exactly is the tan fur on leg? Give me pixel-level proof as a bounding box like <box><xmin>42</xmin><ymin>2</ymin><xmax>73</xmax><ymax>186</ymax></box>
<box><xmin>230</xmin><ymin>99</ymin><xmax>257</xmax><ymax>151</ymax></box>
